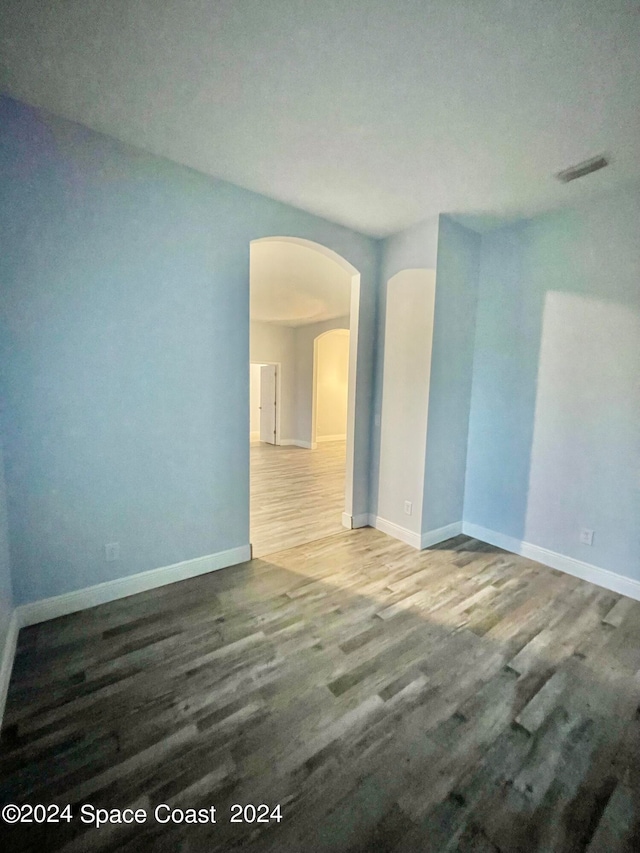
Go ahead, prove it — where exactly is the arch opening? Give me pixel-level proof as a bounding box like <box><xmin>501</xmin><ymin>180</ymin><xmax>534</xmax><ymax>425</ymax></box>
<box><xmin>377</xmin><ymin>269</ymin><xmax>436</xmax><ymax>543</ymax></box>
<box><xmin>249</xmin><ymin>237</ymin><xmax>361</xmax><ymax>556</ymax></box>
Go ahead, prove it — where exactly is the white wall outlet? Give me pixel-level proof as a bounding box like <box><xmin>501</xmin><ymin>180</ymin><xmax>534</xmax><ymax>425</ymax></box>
<box><xmin>579</xmin><ymin>528</ymin><xmax>594</xmax><ymax>546</ymax></box>
<box><xmin>104</xmin><ymin>542</ymin><xmax>120</xmax><ymax>562</ymax></box>
<box><xmin>404</xmin><ymin>501</ymin><xmax>412</xmax><ymax>516</ymax></box>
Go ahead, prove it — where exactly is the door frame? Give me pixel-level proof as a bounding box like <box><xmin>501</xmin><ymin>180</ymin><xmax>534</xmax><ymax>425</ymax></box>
<box><xmin>250</xmin><ymin>360</ymin><xmax>281</xmax><ymax>445</ymax></box>
<box><xmin>250</xmin><ymin>236</ymin><xmax>361</xmax><ymax>528</ymax></box>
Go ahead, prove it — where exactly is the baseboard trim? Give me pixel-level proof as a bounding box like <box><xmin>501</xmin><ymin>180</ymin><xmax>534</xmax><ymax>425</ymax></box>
<box><xmin>462</xmin><ymin>522</ymin><xmax>640</xmax><ymax>602</ymax></box>
<box><xmin>341</xmin><ymin>512</ymin><xmax>371</xmax><ymax>530</ymax></box>
<box><xmin>317</xmin><ymin>435</ymin><xmax>346</xmax><ymax>443</ymax></box>
<box><xmin>17</xmin><ymin>545</ymin><xmax>252</xmax><ymax>628</ymax></box>
<box><xmin>372</xmin><ymin>516</ymin><xmax>422</xmax><ymax>549</ymax></box>
<box><xmin>279</xmin><ymin>439</ymin><xmax>315</xmax><ymax>449</ymax></box>
<box><xmin>421</xmin><ymin>521</ymin><xmax>463</xmax><ymax>549</ymax></box>
<box><xmin>0</xmin><ymin>609</ymin><xmax>20</xmax><ymax>729</ymax></box>
<box><xmin>372</xmin><ymin>516</ymin><xmax>464</xmax><ymax>551</ymax></box>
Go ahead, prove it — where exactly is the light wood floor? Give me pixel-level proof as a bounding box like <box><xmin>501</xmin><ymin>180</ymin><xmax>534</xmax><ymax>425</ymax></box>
<box><xmin>2</xmin><ymin>529</ymin><xmax>639</xmax><ymax>852</ymax></box>
<box><xmin>250</xmin><ymin>439</ymin><xmax>346</xmax><ymax>557</ymax></box>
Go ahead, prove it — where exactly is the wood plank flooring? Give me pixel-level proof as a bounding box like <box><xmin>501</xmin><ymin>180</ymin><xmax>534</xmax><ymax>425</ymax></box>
<box><xmin>1</xmin><ymin>529</ymin><xmax>640</xmax><ymax>851</ymax></box>
<box><xmin>250</xmin><ymin>440</ymin><xmax>346</xmax><ymax>557</ymax></box>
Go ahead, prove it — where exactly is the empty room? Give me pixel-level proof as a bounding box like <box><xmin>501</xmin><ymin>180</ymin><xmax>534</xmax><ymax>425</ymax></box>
<box><xmin>0</xmin><ymin>2</ymin><xmax>639</xmax><ymax>852</ymax></box>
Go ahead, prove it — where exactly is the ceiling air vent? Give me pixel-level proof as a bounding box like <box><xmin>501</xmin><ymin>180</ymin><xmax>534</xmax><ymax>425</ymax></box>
<box><xmin>556</xmin><ymin>155</ymin><xmax>609</xmax><ymax>183</ymax></box>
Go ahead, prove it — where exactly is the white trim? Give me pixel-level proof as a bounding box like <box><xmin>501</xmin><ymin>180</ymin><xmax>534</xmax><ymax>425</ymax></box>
<box><xmin>279</xmin><ymin>439</ymin><xmax>315</xmax><ymax>449</ymax></box>
<box><xmin>372</xmin><ymin>516</ymin><xmax>422</xmax><ymax>549</ymax></box>
<box><xmin>462</xmin><ymin>523</ymin><xmax>640</xmax><ymax>602</ymax></box>
<box><xmin>421</xmin><ymin>522</ymin><xmax>463</xmax><ymax>549</ymax></box>
<box><xmin>17</xmin><ymin>545</ymin><xmax>252</xmax><ymax>627</ymax></box>
<box><xmin>341</xmin><ymin>512</ymin><xmax>372</xmax><ymax>529</ymax></box>
<box><xmin>461</xmin><ymin>523</ymin><xmax>527</xmax><ymax>559</ymax></box>
<box><xmin>250</xmin><ymin>236</ymin><xmax>359</xmax><ymax>276</ymax></box>
<box><xmin>372</xmin><ymin>517</ymin><xmax>463</xmax><ymax>551</ymax></box>
<box><xmin>251</xmin><ymin>360</ymin><xmax>282</xmax><ymax>446</ymax></box>
<box><xmin>317</xmin><ymin>434</ymin><xmax>347</xmax><ymax>443</ymax></box>
<box><xmin>0</xmin><ymin>609</ymin><xmax>20</xmax><ymax>728</ymax></box>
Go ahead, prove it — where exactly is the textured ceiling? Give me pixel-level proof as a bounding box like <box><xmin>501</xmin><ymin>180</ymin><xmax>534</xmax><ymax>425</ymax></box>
<box><xmin>1</xmin><ymin>0</ymin><xmax>639</xmax><ymax>236</ymax></box>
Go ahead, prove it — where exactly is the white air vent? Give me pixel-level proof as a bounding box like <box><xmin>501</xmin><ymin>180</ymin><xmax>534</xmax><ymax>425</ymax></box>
<box><xmin>556</xmin><ymin>155</ymin><xmax>609</xmax><ymax>183</ymax></box>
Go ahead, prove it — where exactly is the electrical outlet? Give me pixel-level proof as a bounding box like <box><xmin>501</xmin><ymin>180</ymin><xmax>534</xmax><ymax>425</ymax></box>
<box><xmin>104</xmin><ymin>542</ymin><xmax>120</xmax><ymax>562</ymax></box>
<box><xmin>579</xmin><ymin>529</ymin><xmax>594</xmax><ymax>546</ymax></box>
<box><xmin>404</xmin><ymin>501</ymin><xmax>412</xmax><ymax>516</ymax></box>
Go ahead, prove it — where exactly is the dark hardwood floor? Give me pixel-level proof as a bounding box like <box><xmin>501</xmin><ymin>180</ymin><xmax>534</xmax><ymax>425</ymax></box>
<box><xmin>1</xmin><ymin>529</ymin><xmax>639</xmax><ymax>852</ymax></box>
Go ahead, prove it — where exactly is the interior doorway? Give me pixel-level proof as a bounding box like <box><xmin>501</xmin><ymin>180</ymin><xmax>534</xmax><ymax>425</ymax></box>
<box><xmin>259</xmin><ymin>364</ymin><xmax>277</xmax><ymax>445</ymax></box>
<box><xmin>249</xmin><ymin>237</ymin><xmax>361</xmax><ymax>557</ymax></box>
<box><xmin>250</xmin><ymin>362</ymin><xmax>279</xmax><ymax>445</ymax></box>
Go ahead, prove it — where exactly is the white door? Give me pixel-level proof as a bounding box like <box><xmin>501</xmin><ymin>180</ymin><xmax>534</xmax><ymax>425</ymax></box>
<box><xmin>259</xmin><ymin>364</ymin><xmax>277</xmax><ymax>444</ymax></box>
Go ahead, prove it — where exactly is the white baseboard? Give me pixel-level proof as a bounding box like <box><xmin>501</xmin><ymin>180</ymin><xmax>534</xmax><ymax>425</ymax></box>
<box><xmin>17</xmin><ymin>544</ymin><xmax>252</xmax><ymax>628</ymax></box>
<box><xmin>372</xmin><ymin>516</ymin><xmax>422</xmax><ymax>549</ymax></box>
<box><xmin>372</xmin><ymin>516</ymin><xmax>463</xmax><ymax>551</ymax></box>
<box><xmin>317</xmin><ymin>435</ymin><xmax>346</xmax><ymax>443</ymax></box>
<box><xmin>421</xmin><ymin>521</ymin><xmax>463</xmax><ymax>549</ymax></box>
<box><xmin>341</xmin><ymin>512</ymin><xmax>372</xmax><ymax>530</ymax></box>
<box><xmin>0</xmin><ymin>609</ymin><xmax>20</xmax><ymax>729</ymax></box>
<box><xmin>462</xmin><ymin>522</ymin><xmax>640</xmax><ymax>602</ymax></box>
<box><xmin>279</xmin><ymin>439</ymin><xmax>315</xmax><ymax>449</ymax></box>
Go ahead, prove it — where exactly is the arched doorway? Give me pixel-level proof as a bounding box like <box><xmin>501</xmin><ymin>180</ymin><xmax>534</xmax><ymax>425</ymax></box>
<box><xmin>249</xmin><ymin>237</ymin><xmax>361</xmax><ymax>556</ymax></box>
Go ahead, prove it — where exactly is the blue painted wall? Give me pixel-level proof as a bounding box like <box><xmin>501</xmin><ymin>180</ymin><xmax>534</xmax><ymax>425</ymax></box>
<box><xmin>0</xmin><ymin>97</ymin><xmax>378</xmax><ymax>604</ymax></box>
<box><xmin>422</xmin><ymin>216</ymin><xmax>480</xmax><ymax>532</ymax></box>
<box><xmin>370</xmin><ymin>216</ymin><xmax>439</xmax><ymax>519</ymax></box>
<box><xmin>373</xmin><ymin>214</ymin><xmax>480</xmax><ymax>537</ymax></box>
<box><xmin>0</xmin><ymin>435</ymin><xmax>13</xmax><ymax>657</ymax></box>
<box><xmin>465</xmin><ymin>187</ymin><xmax>640</xmax><ymax>579</ymax></box>
<box><xmin>2</xmin><ymin>91</ymin><xmax>638</xmax><ymax>608</ymax></box>
<box><xmin>464</xmin><ymin>220</ymin><xmax>539</xmax><ymax>540</ymax></box>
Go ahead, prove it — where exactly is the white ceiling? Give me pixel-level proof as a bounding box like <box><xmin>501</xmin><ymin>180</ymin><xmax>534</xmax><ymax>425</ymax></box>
<box><xmin>250</xmin><ymin>240</ymin><xmax>351</xmax><ymax>327</ymax></box>
<box><xmin>1</xmin><ymin>0</ymin><xmax>639</xmax><ymax>237</ymax></box>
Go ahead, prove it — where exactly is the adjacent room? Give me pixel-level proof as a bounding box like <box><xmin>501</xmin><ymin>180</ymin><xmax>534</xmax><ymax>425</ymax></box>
<box><xmin>249</xmin><ymin>237</ymin><xmax>355</xmax><ymax>557</ymax></box>
<box><xmin>0</xmin><ymin>2</ymin><xmax>639</xmax><ymax>851</ymax></box>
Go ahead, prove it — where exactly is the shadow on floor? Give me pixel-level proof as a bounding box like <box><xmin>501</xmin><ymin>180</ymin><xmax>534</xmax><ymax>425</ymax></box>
<box><xmin>1</xmin><ymin>530</ymin><xmax>639</xmax><ymax>852</ymax></box>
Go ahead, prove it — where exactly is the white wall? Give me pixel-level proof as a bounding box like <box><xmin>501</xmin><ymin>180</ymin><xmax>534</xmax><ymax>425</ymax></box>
<box><xmin>377</xmin><ymin>270</ymin><xmax>436</xmax><ymax>535</ymax></box>
<box><xmin>294</xmin><ymin>316</ymin><xmax>350</xmax><ymax>446</ymax></box>
<box><xmin>250</xmin><ymin>322</ymin><xmax>296</xmax><ymax>442</ymax></box>
<box><xmin>315</xmin><ymin>330</ymin><xmax>350</xmax><ymax>440</ymax></box>
<box><xmin>249</xmin><ymin>364</ymin><xmax>262</xmax><ymax>440</ymax></box>
<box><xmin>250</xmin><ymin>317</ymin><xmax>351</xmax><ymax>447</ymax></box>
